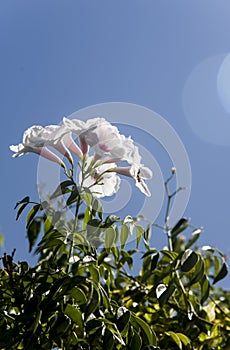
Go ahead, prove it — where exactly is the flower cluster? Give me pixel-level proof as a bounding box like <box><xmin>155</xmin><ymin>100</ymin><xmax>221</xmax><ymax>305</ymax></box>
<box><xmin>10</xmin><ymin>117</ymin><xmax>152</xmax><ymax>197</ymax></box>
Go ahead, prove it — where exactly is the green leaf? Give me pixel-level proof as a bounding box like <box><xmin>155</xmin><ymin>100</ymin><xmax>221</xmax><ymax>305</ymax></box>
<box><xmin>158</xmin><ymin>284</ymin><xmax>175</xmax><ymax>306</ymax></box>
<box><xmin>84</xmin><ymin>286</ymin><xmax>100</xmax><ymax>320</ymax></box>
<box><xmin>213</xmin><ymin>261</ymin><xmax>228</xmax><ymax>285</ymax></box>
<box><xmin>185</xmin><ymin>229</ymin><xmax>201</xmax><ymax>249</ymax></box>
<box><xmin>103</xmin><ymin>329</ymin><xmax>115</xmax><ymax>350</ymax></box>
<box><xmin>26</xmin><ymin>204</ymin><xmax>41</xmax><ymax>228</ymax></box>
<box><xmin>14</xmin><ymin>196</ymin><xmax>30</xmax><ymax>209</ymax></box>
<box><xmin>200</xmin><ymin>274</ymin><xmax>210</xmax><ymax>304</ymax></box>
<box><xmin>166</xmin><ymin>331</ymin><xmax>183</xmax><ymax>349</ymax></box>
<box><xmin>117</xmin><ymin>307</ymin><xmax>130</xmax><ymax>332</ymax></box>
<box><xmin>135</xmin><ymin>225</ymin><xmax>144</xmax><ymax>249</ymax></box>
<box><xmin>181</xmin><ymin>249</ymin><xmax>198</xmax><ymax>272</ymax></box>
<box><xmin>44</xmin><ymin>216</ymin><xmax>53</xmax><ymax>234</ymax></box>
<box><xmin>68</xmin><ymin>287</ymin><xmax>87</xmax><ymax>305</ymax></box>
<box><xmin>131</xmin><ymin>314</ymin><xmax>157</xmax><ymax>346</ymax></box>
<box><xmin>105</xmin><ymin>227</ymin><xmax>116</xmax><ymax>252</ymax></box>
<box><xmin>177</xmin><ymin>333</ymin><xmax>191</xmax><ymax>347</ymax></box>
<box><xmin>171</xmin><ymin>218</ymin><xmax>189</xmax><ymax>237</ymax></box>
<box><xmin>88</xmin><ymin>264</ymin><xmax>100</xmax><ymax>283</ymax></box>
<box><xmin>16</xmin><ymin>202</ymin><xmax>29</xmax><ymax>220</ymax></box>
<box><xmin>65</xmin><ymin>304</ymin><xmax>83</xmax><ymax>328</ymax></box>
<box><xmin>0</xmin><ymin>234</ymin><xmax>4</xmax><ymax>247</ymax></box>
<box><xmin>189</xmin><ymin>256</ymin><xmax>205</xmax><ymax>285</ymax></box>
<box><xmin>66</xmin><ymin>184</ymin><xmax>80</xmax><ymax>206</ymax></box>
<box><xmin>130</xmin><ymin>330</ymin><xmax>142</xmax><ymax>350</ymax></box>
<box><xmin>50</xmin><ymin>180</ymin><xmax>74</xmax><ymax>199</ymax></box>
<box><xmin>142</xmin><ymin>249</ymin><xmax>158</xmax><ymax>259</ymax></box>
<box><xmin>120</xmin><ymin>224</ymin><xmax>130</xmax><ymax>249</ymax></box>
<box><xmin>151</xmin><ymin>252</ymin><xmax>160</xmax><ymax>271</ymax></box>
<box><xmin>27</xmin><ymin>220</ymin><xmax>41</xmax><ymax>252</ymax></box>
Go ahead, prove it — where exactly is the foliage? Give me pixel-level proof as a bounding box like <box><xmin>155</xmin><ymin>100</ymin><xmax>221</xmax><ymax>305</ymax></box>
<box><xmin>0</xmin><ymin>172</ymin><xmax>229</xmax><ymax>350</ymax></box>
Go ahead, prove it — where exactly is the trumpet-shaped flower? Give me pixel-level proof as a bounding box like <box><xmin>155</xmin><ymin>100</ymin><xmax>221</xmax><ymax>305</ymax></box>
<box><xmin>112</xmin><ymin>164</ymin><xmax>152</xmax><ymax>197</ymax></box>
<box><xmin>10</xmin><ymin>143</ymin><xmax>65</xmax><ymax>167</ymax></box>
<box><xmin>10</xmin><ymin>124</ymin><xmax>83</xmax><ymax>166</ymax></box>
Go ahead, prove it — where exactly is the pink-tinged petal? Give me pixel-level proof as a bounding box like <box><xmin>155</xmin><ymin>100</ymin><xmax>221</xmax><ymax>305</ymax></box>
<box><xmin>79</xmin><ymin>136</ymin><xmax>89</xmax><ymax>155</ymax></box>
<box><xmin>62</xmin><ymin>133</ymin><xmax>83</xmax><ymax>158</ymax></box>
<box><xmin>112</xmin><ymin>166</ymin><xmax>132</xmax><ymax>177</ymax></box>
<box><xmin>52</xmin><ymin>141</ymin><xmax>73</xmax><ymax>164</ymax></box>
<box><xmin>38</xmin><ymin>147</ymin><xmax>65</xmax><ymax>167</ymax></box>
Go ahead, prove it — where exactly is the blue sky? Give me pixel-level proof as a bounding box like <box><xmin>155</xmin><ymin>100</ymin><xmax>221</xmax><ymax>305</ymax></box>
<box><xmin>1</xmin><ymin>1</ymin><xmax>230</xmax><ymax>288</ymax></box>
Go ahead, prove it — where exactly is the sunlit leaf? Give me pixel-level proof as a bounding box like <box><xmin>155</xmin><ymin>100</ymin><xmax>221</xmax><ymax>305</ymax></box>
<box><xmin>26</xmin><ymin>204</ymin><xmax>41</xmax><ymax>228</ymax></box>
<box><xmin>131</xmin><ymin>314</ymin><xmax>157</xmax><ymax>346</ymax></box>
<box><xmin>135</xmin><ymin>225</ymin><xmax>144</xmax><ymax>249</ymax></box>
<box><xmin>166</xmin><ymin>331</ymin><xmax>182</xmax><ymax>349</ymax></box>
<box><xmin>68</xmin><ymin>287</ymin><xmax>87</xmax><ymax>305</ymax></box>
<box><xmin>65</xmin><ymin>304</ymin><xmax>83</xmax><ymax>329</ymax></box>
<box><xmin>105</xmin><ymin>227</ymin><xmax>116</xmax><ymax>252</ymax></box>
<box><xmin>120</xmin><ymin>224</ymin><xmax>130</xmax><ymax>249</ymax></box>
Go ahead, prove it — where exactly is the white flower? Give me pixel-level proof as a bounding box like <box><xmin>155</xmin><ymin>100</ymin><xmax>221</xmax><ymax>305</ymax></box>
<box><xmin>10</xmin><ymin>124</ymin><xmax>83</xmax><ymax>165</ymax></box>
<box><xmin>63</xmin><ymin>117</ymin><xmax>142</xmax><ymax>163</ymax></box>
<box><xmin>112</xmin><ymin>164</ymin><xmax>152</xmax><ymax>197</ymax></box>
<box><xmin>79</xmin><ymin>157</ymin><xmax>121</xmax><ymax>198</ymax></box>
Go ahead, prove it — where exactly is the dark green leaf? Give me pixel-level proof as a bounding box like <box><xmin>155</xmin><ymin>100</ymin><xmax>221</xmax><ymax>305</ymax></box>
<box><xmin>171</xmin><ymin>218</ymin><xmax>189</xmax><ymax>237</ymax></box>
<box><xmin>14</xmin><ymin>196</ymin><xmax>30</xmax><ymax>209</ymax></box>
<box><xmin>185</xmin><ymin>229</ymin><xmax>201</xmax><ymax>249</ymax></box>
<box><xmin>66</xmin><ymin>185</ymin><xmax>80</xmax><ymax>206</ymax></box>
<box><xmin>213</xmin><ymin>261</ymin><xmax>228</xmax><ymax>285</ymax></box>
<box><xmin>27</xmin><ymin>220</ymin><xmax>41</xmax><ymax>252</ymax></box>
<box><xmin>16</xmin><ymin>202</ymin><xmax>29</xmax><ymax>220</ymax></box>
<box><xmin>151</xmin><ymin>252</ymin><xmax>160</xmax><ymax>271</ymax></box>
<box><xmin>84</xmin><ymin>286</ymin><xmax>100</xmax><ymax>321</ymax></box>
<box><xmin>181</xmin><ymin>249</ymin><xmax>198</xmax><ymax>272</ymax></box>
<box><xmin>68</xmin><ymin>287</ymin><xmax>87</xmax><ymax>305</ymax></box>
<box><xmin>158</xmin><ymin>284</ymin><xmax>175</xmax><ymax>306</ymax></box>
<box><xmin>117</xmin><ymin>307</ymin><xmax>130</xmax><ymax>332</ymax></box>
<box><xmin>130</xmin><ymin>330</ymin><xmax>142</xmax><ymax>350</ymax></box>
<box><xmin>130</xmin><ymin>314</ymin><xmax>157</xmax><ymax>346</ymax></box>
<box><xmin>166</xmin><ymin>331</ymin><xmax>183</xmax><ymax>349</ymax></box>
<box><xmin>103</xmin><ymin>329</ymin><xmax>114</xmax><ymax>350</ymax></box>
<box><xmin>189</xmin><ymin>256</ymin><xmax>205</xmax><ymax>285</ymax></box>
